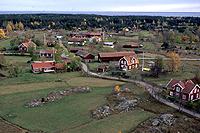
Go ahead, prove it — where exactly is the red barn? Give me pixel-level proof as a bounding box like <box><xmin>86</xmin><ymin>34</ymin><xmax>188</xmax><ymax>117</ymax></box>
<box><xmin>98</xmin><ymin>51</ymin><xmax>137</xmax><ymax>62</ymax></box>
<box><xmin>166</xmin><ymin>79</ymin><xmax>200</xmax><ymax>102</ymax></box>
<box><xmin>75</xmin><ymin>50</ymin><xmax>95</xmax><ymax>62</ymax></box>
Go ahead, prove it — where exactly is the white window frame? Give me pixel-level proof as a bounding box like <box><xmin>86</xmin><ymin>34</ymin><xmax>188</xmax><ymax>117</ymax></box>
<box><xmin>191</xmin><ymin>95</ymin><xmax>194</xmax><ymax>100</ymax></box>
<box><xmin>176</xmin><ymin>86</ymin><xmax>181</xmax><ymax>92</ymax></box>
<box><xmin>182</xmin><ymin>94</ymin><xmax>186</xmax><ymax>100</ymax></box>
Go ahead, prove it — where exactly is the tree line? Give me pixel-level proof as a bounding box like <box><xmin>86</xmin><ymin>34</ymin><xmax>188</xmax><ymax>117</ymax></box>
<box><xmin>0</xmin><ymin>14</ymin><xmax>200</xmax><ymax>32</ymax></box>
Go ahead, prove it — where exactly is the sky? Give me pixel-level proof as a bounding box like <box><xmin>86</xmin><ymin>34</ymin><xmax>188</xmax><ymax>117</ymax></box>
<box><xmin>1</xmin><ymin>0</ymin><xmax>200</xmax><ymax>12</ymax></box>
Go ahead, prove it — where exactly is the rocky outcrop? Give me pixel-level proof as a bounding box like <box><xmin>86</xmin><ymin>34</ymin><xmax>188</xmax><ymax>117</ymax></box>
<box><xmin>26</xmin><ymin>87</ymin><xmax>91</xmax><ymax>108</ymax></box>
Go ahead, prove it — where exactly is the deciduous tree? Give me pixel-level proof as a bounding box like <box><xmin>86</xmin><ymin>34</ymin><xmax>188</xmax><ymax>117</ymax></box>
<box><xmin>18</xmin><ymin>22</ymin><xmax>24</xmax><ymax>30</ymax></box>
<box><xmin>6</xmin><ymin>23</ymin><xmax>13</xmax><ymax>33</ymax></box>
<box><xmin>0</xmin><ymin>29</ymin><xmax>6</xmax><ymax>39</ymax></box>
<box><xmin>166</xmin><ymin>52</ymin><xmax>181</xmax><ymax>72</ymax></box>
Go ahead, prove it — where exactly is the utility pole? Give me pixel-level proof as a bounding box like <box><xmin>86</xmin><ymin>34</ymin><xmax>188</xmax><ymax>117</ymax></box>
<box><xmin>53</xmin><ymin>47</ymin><xmax>55</xmax><ymax>62</ymax></box>
<box><xmin>44</xmin><ymin>33</ymin><xmax>47</xmax><ymax>46</ymax></box>
<box><xmin>142</xmin><ymin>49</ymin><xmax>145</xmax><ymax>71</ymax></box>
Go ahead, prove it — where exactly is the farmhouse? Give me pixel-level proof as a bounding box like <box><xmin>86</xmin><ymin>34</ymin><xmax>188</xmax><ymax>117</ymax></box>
<box><xmin>103</xmin><ymin>42</ymin><xmax>114</xmax><ymax>48</ymax></box>
<box><xmin>31</xmin><ymin>61</ymin><xmax>65</xmax><ymax>73</ymax></box>
<box><xmin>36</xmin><ymin>49</ymin><xmax>56</xmax><ymax>58</ymax></box>
<box><xmin>18</xmin><ymin>39</ymin><xmax>37</xmax><ymax>53</ymax></box>
<box><xmin>75</xmin><ymin>50</ymin><xmax>95</xmax><ymax>62</ymax></box>
<box><xmin>123</xmin><ymin>42</ymin><xmax>143</xmax><ymax>48</ymax></box>
<box><xmin>69</xmin><ymin>47</ymin><xmax>85</xmax><ymax>53</ymax></box>
<box><xmin>166</xmin><ymin>79</ymin><xmax>200</xmax><ymax>102</ymax></box>
<box><xmin>68</xmin><ymin>38</ymin><xmax>86</xmax><ymax>45</ymax></box>
<box><xmin>31</xmin><ymin>61</ymin><xmax>55</xmax><ymax>73</ymax></box>
<box><xmin>98</xmin><ymin>51</ymin><xmax>137</xmax><ymax>62</ymax></box>
<box><xmin>69</xmin><ymin>32</ymin><xmax>104</xmax><ymax>42</ymax></box>
<box><xmin>119</xmin><ymin>55</ymin><xmax>139</xmax><ymax>71</ymax></box>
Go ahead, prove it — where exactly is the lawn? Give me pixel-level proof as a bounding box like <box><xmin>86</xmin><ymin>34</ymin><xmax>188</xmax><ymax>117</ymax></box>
<box><xmin>4</xmin><ymin>56</ymin><xmax>31</xmax><ymax>63</ymax></box>
<box><xmin>0</xmin><ymin>84</ymin><xmax>154</xmax><ymax>133</ymax></box>
<box><xmin>0</xmin><ymin>38</ymin><xmax>12</xmax><ymax>49</ymax></box>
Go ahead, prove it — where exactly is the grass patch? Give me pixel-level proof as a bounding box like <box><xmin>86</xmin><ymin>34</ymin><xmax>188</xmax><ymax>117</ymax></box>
<box><xmin>0</xmin><ymin>80</ymin><xmax>154</xmax><ymax>133</ymax></box>
<box><xmin>0</xmin><ymin>38</ymin><xmax>12</xmax><ymax>49</ymax></box>
<box><xmin>0</xmin><ymin>86</ymin><xmax>145</xmax><ymax>133</ymax></box>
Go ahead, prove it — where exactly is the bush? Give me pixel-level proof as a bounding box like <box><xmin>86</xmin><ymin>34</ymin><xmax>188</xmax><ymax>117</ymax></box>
<box><xmin>0</xmin><ymin>46</ymin><xmax>6</xmax><ymax>51</ymax></box>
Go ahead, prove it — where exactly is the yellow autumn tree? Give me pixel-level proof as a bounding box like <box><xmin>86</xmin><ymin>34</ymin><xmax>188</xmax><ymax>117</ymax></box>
<box><xmin>8</xmin><ymin>21</ymin><xmax>15</xmax><ymax>30</ymax></box>
<box><xmin>114</xmin><ymin>85</ymin><xmax>121</xmax><ymax>93</ymax></box>
<box><xmin>15</xmin><ymin>22</ymin><xmax>19</xmax><ymax>30</ymax></box>
<box><xmin>6</xmin><ymin>23</ymin><xmax>13</xmax><ymax>33</ymax></box>
<box><xmin>166</xmin><ymin>52</ymin><xmax>181</xmax><ymax>72</ymax></box>
<box><xmin>0</xmin><ymin>29</ymin><xmax>6</xmax><ymax>39</ymax></box>
<box><xmin>18</xmin><ymin>22</ymin><xmax>24</xmax><ymax>30</ymax></box>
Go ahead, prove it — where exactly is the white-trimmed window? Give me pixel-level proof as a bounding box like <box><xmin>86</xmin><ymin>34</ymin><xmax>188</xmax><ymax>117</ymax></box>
<box><xmin>197</xmin><ymin>94</ymin><xmax>199</xmax><ymax>98</ymax></box>
<box><xmin>170</xmin><ymin>91</ymin><xmax>173</xmax><ymax>96</ymax></box>
<box><xmin>194</xmin><ymin>89</ymin><xmax>197</xmax><ymax>93</ymax></box>
<box><xmin>176</xmin><ymin>86</ymin><xmax>181</xmax><ymax>92</ymax></box>
<box><xmin>191</xmin><ymin>95</ymin><xmax>194</xmax><ymax>100</ymax></box>
<box><xmin>182</xmin><ymin>94</ymin><xmax>186</xmax><ymax>100</ymax></box>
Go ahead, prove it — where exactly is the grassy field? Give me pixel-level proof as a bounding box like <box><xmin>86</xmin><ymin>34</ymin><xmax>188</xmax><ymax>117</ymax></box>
<box><xmin>0</xmin><ymin>83</ymin><xmax>154</xmax><ymax>133</ymax></box>
<box><xmin>0</xmin><ymin>38</ymin><xmax>12</xmax><ymax>49</ymax></box>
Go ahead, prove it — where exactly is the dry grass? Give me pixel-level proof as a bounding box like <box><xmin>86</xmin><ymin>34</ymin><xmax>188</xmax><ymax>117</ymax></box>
<box><xmin>0</xmin><ymin>82</ymin><xmax>67</xmax><ymax>96</ymax></box>
<box><xmin>0</xmin><ymin>77</ymin><xmax>125</xmax><ymax>96</ymax></box>
<box><xmin>67</xmin><ymin>77</ymin><xmax>125</xmax><ymax>87</ymax></box>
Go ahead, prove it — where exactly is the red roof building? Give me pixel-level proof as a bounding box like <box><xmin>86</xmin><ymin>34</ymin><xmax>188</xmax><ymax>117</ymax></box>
<box><xmin>75</xmin><ymin>50</ymin><xmax>95</xmax><ymax>62</ymax></box>
<box><xmin>18</xmin><ymin>39</ymin><xmax>36</xmax><ymax>53</ymax></box>
<box><xmin>31</xmin><ymin>61</ymin><xmax>65</xmax><ymax>73</ymax></box>
<box><xmin>98</xmin><ymin>51</ymin><xmax>137</xmax><ymax>62</ymax></box>
<box><xmin>166</xmin><ymin>79</ymin><xmax>200</xmax><ymax>102</ymax></box>
<box><xmin>119</xmin><ymin>55</ymin><xmax>139</xmax><ymax>71</ymax></box>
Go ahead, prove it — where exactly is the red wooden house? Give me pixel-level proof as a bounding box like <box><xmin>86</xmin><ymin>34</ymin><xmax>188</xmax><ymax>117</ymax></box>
<box><xmin>75</xmin><ymin>50</ymin><xmax>95</xmax><ymax>62</ymax></box>
<box><xmin>119</xmin><ymin>55</ymin><xmax>139</xmax><ymax>71</ymax></box>
<box><xmin>18</xmin><ymin>39</ymin><xmax>36</xmax><ymax>53</ymax></box>
<box><xmin>31</xmin><ymin>61</ymin><xmax>65</xmax><ymax>73</ymax></box>
<box><xmin>166</xmin><ymin>79</ymin><xmax>200</xmax><ymax>102</ymax></box>
<box><xmin>98</xmin><ymin>51</ymin><xmax>137</xmax><ymax>62</ymax></box>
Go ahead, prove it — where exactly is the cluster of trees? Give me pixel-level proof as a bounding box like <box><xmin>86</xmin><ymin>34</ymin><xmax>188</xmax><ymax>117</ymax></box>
<box><xmin>0</xmin><ymin>14</ymin><xmax>200</xmax><ymax>32</ymax></box>
<box><xmin>160</xmin><ymin>28</ymin><xmax>200</xmax><ymax>45</ymax></box>
<box><xmin>0</xmin><ymin>55</ymin><xmax>21</xmax><ymax>77</ymax></box>
<box><xmin>149</xmin><ymin>52</ymin><xmax>181</xmax><ymax>78</ymax></box>
<box><xmin>6</xmin><ymin>21</ymin><xmax>24</xmax><ymax>34</ymax></box>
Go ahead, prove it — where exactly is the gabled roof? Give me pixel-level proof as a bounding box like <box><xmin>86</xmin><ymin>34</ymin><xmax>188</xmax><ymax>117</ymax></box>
<box><xmin>84</xmin><ymin>32</ymin><xmax>102</xmax><ymax>36</ymax></box>
<box><xmin>166</xmin><ymin>79</ymin><xmax>180</xmax><ymax>88</ymax></box>
<box><xmin>68</xmin><ymin>37</ymin><xmax>85</xmax><ymax>42</ymax></box>
<box><xmin>76</xmin><ymin>50</ymin><xmax>93</xmax><ymax>59</ymax></box>
<box><xmin>39</xmin><ymin>50</ymin><xmax>56</xmax><ymax>54</ymax></box>
<box><xmin>99</xmin><ymin>51</ymin><xmax>136</xmax><ymax>58</ymax></box>
<box><xmin>31</xmin><ymin>61</ymin><xmax>55</xmax><ymax>69</ymax></box>
<box><xmin>166</xmin><ymin>79</ymin><xmax>199</xmax><ymax>94</ymax></box>
<box><xmin>182</xmin><ymin>81</ymin><xmax>197</xmax><ymax>94</ymax></box>
<box><xmin>19</xmin><ymin>40</ymin><xmax>36</xmax><ymax>48</ymax></box>
<box><xmin>121</xmin><ymin>56</ymin><xmax>139</xmax><ymax>66</ymax></box>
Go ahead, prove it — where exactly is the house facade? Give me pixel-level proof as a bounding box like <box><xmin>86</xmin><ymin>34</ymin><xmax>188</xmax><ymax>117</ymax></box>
<box><xmin>18</xmin><ymin>40</ymin><xmax>37</xmax><ymax>53</ymax></box>
<box><xmin>31</xmin><ymin>61</ymin><xmax>65</xmax><ymax>73</ymax></box>
<box><xmin>31</xmin><ymin>61</ymin><xmax>56</xmax><ymax>73</ymax></box>
<box><xmin>68</xmin><ymin>38</ymin><xmax>86</xmax><ymax>46</ymax></box>
<box><xmin>37</xmin><ymin>50</ymin><xmax>56</xmax><ymax>58</ymax></box>
<box><xmin>75</xmin><ymin>50</ymin><xmax>95</xmax><ymax>62</ymax></box>
<box><xmin>98</xmin><ymin>51</ymin><xmax>137</xmax><ymax>62</ymax></box>
<box><xmin>119</xmin><ymin>56</ymin><xmax>139</xmax><ymax>71</ymax></box>
<box><xmin>166</xmin><ymin>79</ymin><xmax>200</xmax><ymax>102</ymax></box>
